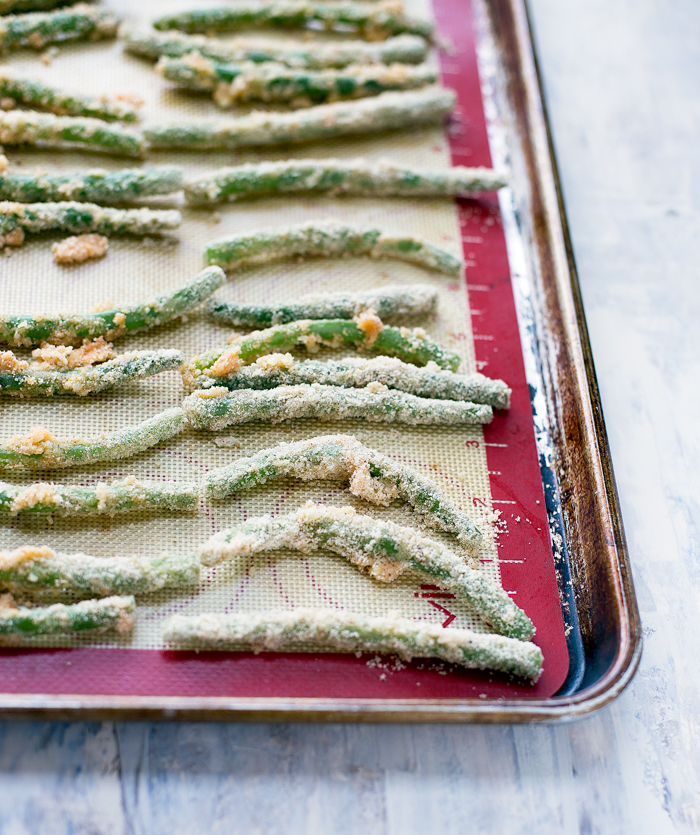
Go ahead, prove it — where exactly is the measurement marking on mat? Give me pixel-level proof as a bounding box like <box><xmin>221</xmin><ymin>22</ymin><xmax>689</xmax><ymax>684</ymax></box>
<box><xmin>492</xmin><ymin>499</ymin><xmax>516</xmax><ymax>504</ymax></box>
<box><xmin>485</xmin><ymin>442</ymin><xmax>508</xmax><ymax>448</ymax></box>
<box><xmin>468</xmin><ymin>284</ymin><xmax>492</xmax><ymax>292</ymax></box>
<box><xmin>473</xmin><ymin>334</ymin><xmax>495</xmax><ymax>341</ymax></box>
<box><xmin>488</xmin><ymin>470</ymin><xmax>502</xmax><ymax>476</ymax></box>
<box><xmin>498</xmin><ymin>560</ymin><xmax>525</xmax><ymax>564</ymax></box>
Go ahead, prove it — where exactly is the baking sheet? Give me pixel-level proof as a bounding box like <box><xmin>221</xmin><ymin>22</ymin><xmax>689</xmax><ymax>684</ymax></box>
<box><xmin>0</xmin><ymin>0</ymin><xmax>570</xmax><ymax>702</ymax></box>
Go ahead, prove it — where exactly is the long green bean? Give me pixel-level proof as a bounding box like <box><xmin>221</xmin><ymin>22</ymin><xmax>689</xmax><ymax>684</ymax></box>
<box><xmin>0</xmin><ymin>111</ymin><xmax>145</xmax><ymax>157</ymax></box>
<box><xmin>0</xmin><ymin>595</ymin><xmax>135</xmax><ymax>635</ymax></box>
<box><xmin>183</xmin><ymin>384</ymin><xmax>492</xmax><ymax>429</ymax></box>
<box><xmin>123</xmin><ymin>29</ymin><xmax>429</xmax><ymax>69</ymax></box>
<box><xmin>144</xmin><ymin>87</ymin><xmax>456</xmax><ymax>151</ymax></box>
<box><xmin>205</xmin><ymin>434</ymin><xmax>483</xmax><ymax>549</ymax></box>
<box><xmin>0</xmin><ymin>477</ymin><xmax>198</xmax><ymax>515</ymax></box>
<box><xmin>204</xmin><ymin>284</ymin><xmax>437</xmax><ymax>327</ymax></box>
<box><xmin>205</xmin><ymin>221</ymin><xmax>462</xmax><ymax>276</ymax></box>
<box><xmin>190</xmin><ymin>354</ymin><xmax>511</xmax><ymax>409</ymax></box>
<box><xmin>1</xmin><ymin>0</ymin><xmax>74</xmax><ymax>15</ymax></box>
<box><xmin>182</xmin><ymin>318</ymin><xmax>460</xmax><ymax>390</ymax></box>
<box><xmin>0</xmin><ymin>201</ymin><xmax>180</xmax><ymax>244</ymax></box>
<box><xmin>0</xmin><ymin>348</ymin><xmax>183</xmax><ymax>396</ymax></box>
<box><xmin>0</xmin><ymin>166</ymin><xmax>183</xmax><ymax>204</ymax></box>
<box><xmin>0</xmin><ymin>72</ymin><xmax>141</xmax><ymax>122</ymax></box>
<box><xmin>158</xmin><ymin>55</ymin><xmax>436</xmax><ymax>107</ymax></box>
<box><xmin>163</xmin><ymin>609</ymin><xmax>543</xmax><ymax>680</ymax></box>
<box><xmin>186</xmin><ymin>159</ymin><xmax>506</xmax><ymax>205</ymax></box>
<box><xmin>153</xmin><ymin>2</ymin><xmax>434</xmax><ymax>40</ymax></box>
<box><xmin>0</xmin><ymin>265</ymin><xmax>226</xmax><ymax>347</ymax></box>
<box><xmin>0</xmin><ymin>4</ymin><xmax>118</xmax><ymax>52</ymax></box>
<box><xmin>201</xmin><ymin>503</ymin><xmax>533</xmax><ymax>640</ymax></box>
<box><xmin>0</xmin><ymin>546</ymin><xmax>198</xmax><ymax>596</ymax></box>
<box><xmin>0</xmin><ymin>407</ymin><xmax>185</xmax><ymax>470</ymax></box>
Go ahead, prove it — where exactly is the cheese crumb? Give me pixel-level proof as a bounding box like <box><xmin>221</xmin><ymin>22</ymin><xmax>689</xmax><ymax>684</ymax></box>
<box><xmin>8</xmin><ymin>426</ymin><xmax>56</xmax><ymax>455</ymax></box>
<box><xmin>52</xmin><ymin>233</ymin><xmax>108</xmax><ymax>265</ymax></box>
<box><xmin>355</xmin><ymin>311</ymin><xmax>384</xmax><ymax>347</ymax></box>
<box><xmin>11</xmin><ymin>483</ymin><xmax>57</xmax><ymax>512</ymax></box>
<box><xmin>255</xmin><ymin>353</ymin><xmax>294</xmax><ymax>371</ymax></box>
<box><xmin>208</xmin><ymin>346</ymin><xmax>242</xmax><ymax>377</ymax></box>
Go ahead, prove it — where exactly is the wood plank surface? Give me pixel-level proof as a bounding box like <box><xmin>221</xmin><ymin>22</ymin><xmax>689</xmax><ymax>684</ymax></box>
<box><xmin>0</xmin><ymin>0</ymin><xmax>698</xmax><ymax>831</ymax></box>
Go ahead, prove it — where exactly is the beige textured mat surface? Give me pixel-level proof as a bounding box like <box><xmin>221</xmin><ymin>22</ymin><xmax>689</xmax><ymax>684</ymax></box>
<box><xmin>0</xmin><ymin>0</ymin><xmax>500</xmax><ymax>648</ymax></box>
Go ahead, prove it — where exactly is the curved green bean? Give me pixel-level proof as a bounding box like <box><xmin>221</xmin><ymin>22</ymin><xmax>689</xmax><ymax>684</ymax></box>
<box><xmin>0</xmin><ymin>265</ymin><xmax>225</xmax><ymax>347</ymax></box>
<box><xmin>0</xmin><ymin>546</ymin><xmax>198</xmax><ymax>596</ymax></box>
<box><xmin>0</xmin><ymin>407</ymin><xmax>185</xmax><ymax>470</ymax></box>
<box><xmin>200</xmin><ymin>502</ymin><xmax>533</xmax><ymax>640</ymax></box>
<box><xmin>205</xmin><ymin>433</ymin><xmax>483</xmax><ymax>549</ymax></box>
<box><xmin>0</xmin><ymin>595</ymin><xmax>135</xmax><ymax>635</ymax></box>
<box><xmin>163</xmin><ymin>609</ymin><xmax>543</xmax><ymax>680</ymax></box>
<box><xmin>144</xmin><ymin>87</ymin><xmax>456</xmax><ymax>151</ymax></box>
<box><xmin>204</xmin><ymin>221</ymin><xmax>462</xmax><ymax>276</ymax></box>
<box><xmin>123</xmin><ymin>29</ymin><xmax>428</xmax><ymax>69</ymax></box>
<box><xmin>0</xmin><ymin>4</ymin><xmax>118</xmax><ymax>52</ymax></box>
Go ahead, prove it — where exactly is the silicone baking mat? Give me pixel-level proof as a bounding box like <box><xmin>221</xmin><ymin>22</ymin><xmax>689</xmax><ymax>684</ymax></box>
<box><xmin>0</xmin><ymin>0</ymin><xmax>569</xmax><ymax>701</ymax></box>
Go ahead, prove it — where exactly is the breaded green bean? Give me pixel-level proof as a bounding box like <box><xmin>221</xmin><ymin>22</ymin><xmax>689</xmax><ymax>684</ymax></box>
<box><xmin>0</xmin><ymin>166</ymin><xmax>183</xmax><ymax>204</ymax></box>
<box><xmin>0</xmin><ymin>111</ymin><xmax>145</xmax><ymax>157</ymax></box>
<box><xmin>205</xmin><ymin>221</ymin><xmax>462</xmax><ymax>276</ymax></box>
<box><xmin>0</xmin><ymin>265</ymin><xmax>226</xmax><ymax>347</ymax></box>
<box><xmin>0</xmin><ymin>0</ymin><xmax>72</xmax><ymax>15</ymax></box>
<box><xmin>163</xmin><ymin>609</ymin><xmax>543</xmax><ymax>680</ymax></box>
<box><xmin>182</xmin><ymin>318</ymin><xmax>460</xmax><ymax>390</ymax></box>
<box><xmin>186</xmin><ymin>159</ymin><xmax>506</xmax><ymax>205</ymax></box>
<box><xmin>205</xmin><ymin>434</ymin><xmax>483</xmax><ymax>549</ymax></box>
<box><xmin>0</xmin><ymin>73</ymin><xmax>141</xmax><ymax>122</ymax></box>
<box><xmin>0</xmin><ymin>348</ymin><xmax>184</xmax><ymax>396</ymax></box>
<box><xmin>0</xmin><ymin>595</ymin><xmax>135</xmax><ymax>635</ymax></box>
<box><xmin>183</xmin><ymin>384</ymin><xmax>493</xmax><ymax>429</ymax></box>
<box><xmin>0</xmin><ymin>546</ymin><xmax>198</xmax><ymax>596</ymax></box>
<box><xmin>158</xmin><ymin>55</ymin><xmax>436</xmax><ymax>107</ymax></box>
<box><xmin>190</xmin><ymin>354</ymin><xmax>511</xmax><ymax>409</ymax></box>
<box><xmin>0</xmin><ymin>4</ymin><xmax>118</xmax><ymax>52</ymax></box>
<box><xmin>144</xmin><ymin>87</ymin><xmax>455</xmax><ymax>151</ymax></box>
<box><xmin>0</xmin><ymin>407</ymin><xmax>185</xmax><ymax>470</ymax></box>
<box><xmin>0</xmin><ymin>477</ymin><xmax>197</xmax><ymax>516</ymax></box>
<box><xmin>153</xmin><ymin>2</ymin><xmax>434</xmax><ymax>40</ymax></box>
<box><xmin>200</xmin><ymin>502</ymin><xmax>533</xmax><ymax>640</ymax></box>
<box><xmin>205</xmin><ymin>284</ymin><xmax>437</xmax><ymax>327</ymax></box>
<box><xmin>123</xmin><ymin>29</ymin><xmax>428</xmax><ymax>69</ymax></box>
<box><xmin>0</xmin><ymin>200</ymin><xmax>180</xmax><ymax>244</ymax></box>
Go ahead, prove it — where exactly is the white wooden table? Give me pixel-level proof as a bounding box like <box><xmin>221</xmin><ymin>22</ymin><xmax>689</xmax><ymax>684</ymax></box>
<box><xmin>1</xmin><ymin>1</ymin><xmax>698</xmax><ymax>831</ymax></box>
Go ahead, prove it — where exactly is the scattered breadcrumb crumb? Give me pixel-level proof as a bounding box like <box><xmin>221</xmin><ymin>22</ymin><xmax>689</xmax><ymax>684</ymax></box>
<box><xmin>0</xmin><ymin>228</ymin><xmax>24</xmax><ymax>248</ymax></box>
<box><xmin>0</xmin><ymin>154</ymin><xmax>8</xmax><ymax>173</ymax></box>
<box><xmin>29</xmin><ymin>337</ymin><xmax>115</xmax><ymax>370</ymax></box>
<box><xmin>52</xmin><ymin>233</ymin><xmax>108</xmax><ymax>265</ymax></box>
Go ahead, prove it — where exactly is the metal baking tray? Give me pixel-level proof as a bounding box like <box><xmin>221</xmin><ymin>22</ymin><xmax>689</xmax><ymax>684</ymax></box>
<box><xmin>0</xmin><ymin>0</ymin><xmax>641</xmax><ymax>721</ymax></box>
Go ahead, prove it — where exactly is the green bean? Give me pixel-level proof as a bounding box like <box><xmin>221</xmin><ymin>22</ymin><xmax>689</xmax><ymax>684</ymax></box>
<box><xmin>0</xmin><ymin>546</ymin><xmax>198</xmax><ymax>597</ymax></box>
<box><xmin>0</xmin><ymin>111</ymin><xmax>145</xmax><ymax>157</ymax></box>
<box><xmin>0</xmin><ymin>407</ymin><xmax>185</xmax><ymax>470</ymax></box>
<box><xmin>182</xmin><ymin>318</ymin><xmax>460</xmax><ymax>390</ymax></box>
<box><xmin>183</xmin><ymin>384</ymin><xmax>492</xmax><ymax>429</ymax></box>
<box><xmin>0</xmin><ymin>266</ymin><xmax>226</xmax><ymax>347</ymax></box>
<box><xmin>0</xmin><ymin>477</ymin><xmax>198</xmax><ymax>516</ymax></box>
<box><xmin>0</xmin><ymin>166</ymin><xmax>183</xmax><ymax>204</ymax></box>
<box><xmin>191</xmin><ymin>354</ymin><xmax>511</xmax><ymax>409</ymax></box>
<box><xmin>205</xmin><ymin>284</ymin><xmax>437</xmax><ymax>327</ymax></box>
<box><xmin>0</xmin><ymin>348</ymin><xmax>184</xmax><ymax>396</ymax></box>
<box><xmin>163</xmin><ymin>609</ymin><xmax>543</xmax><ymax>679</ymax></box>
<box><xmin>0</xmin><ymin>73</ymin><xmax>141</xmax><ymax>122</ymax></box>
<box><xmin>144</xmin><ymin>87</ymin><xmax>455</xmax><ymax>151</ymax></box>
<box><xmin>0</xmin><ymin>595</ymin><xmax>135</xmax><ymax>635</ymax></box>
<box><xmin>123</xmin><ymin>29</ymin><xmax>429</xmax><ymax>69</ymax></box>
<box><xmin>186</xmin><ymin>159</ymin><xmax>506</xmax><ymax>205</ymax></box>
<box><xmin>205</xmin><ymin>433</ymin><xmax>483</xmax><ymax>549</ymax></box>
<box><xmin>204</xmin><ymin>221</ymin><xmax>462</xmax><ymax>276</ymax></box>
<box><xmin>0</xmin><ymin>0</ymin><xmax>71</xmax><ymax>14</ymax></box>
<box><xmin>200</xmin><ymin>503</ymin><xmax>533</xmax><ymax>640</ymax></box>
<box><xmin>158</xmin><ymin>55</ymin><xmax>436</xmax><ymax>107</ymax></box>
<box><xmin>153</xmin><ymin>2</ymin><xmax>434</xmax><ymax>40</ymax></box>
<box><xmin>0</xmin><ymin>201</ymin><xmax>180</xmax><ymax>244</ymax></box>
<box><xmin>0</xmin><ymin>4</ymin><xmax>118</xmax><ymax>52</ymax></box>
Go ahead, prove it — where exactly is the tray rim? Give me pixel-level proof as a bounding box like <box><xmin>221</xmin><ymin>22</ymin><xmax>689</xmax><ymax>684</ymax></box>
<box><xmin>0</xmin><ymin>0</ymin><xmax>641</xmax><ymax>723</ymax></box>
